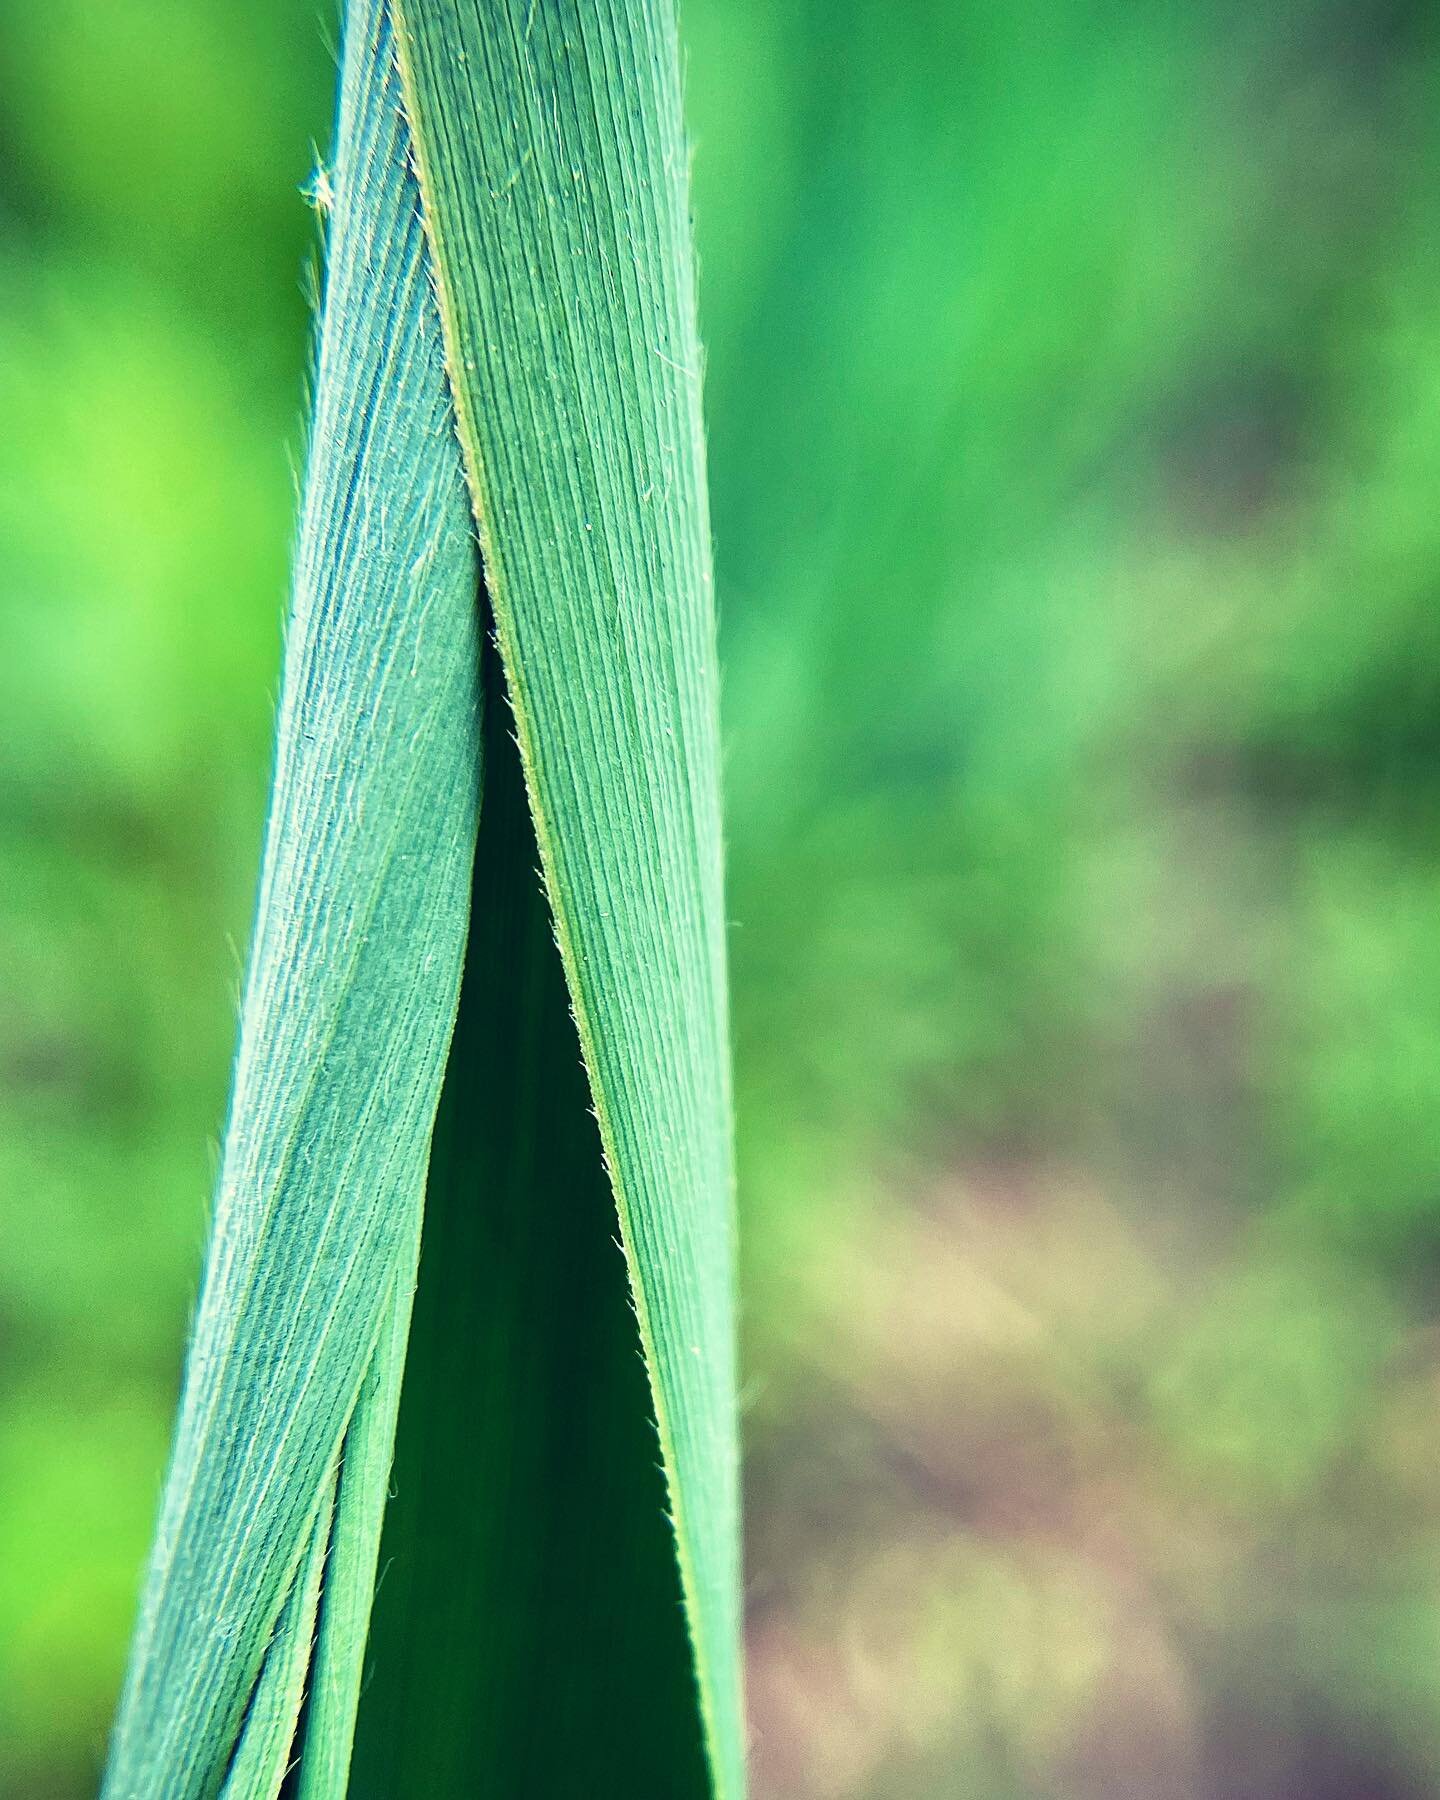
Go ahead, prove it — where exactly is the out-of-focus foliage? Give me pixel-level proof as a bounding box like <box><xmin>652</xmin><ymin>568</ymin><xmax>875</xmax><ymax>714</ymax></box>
<box><xmin>0</xmin><ymin>5</ymin><xmax>331</xmax><ymax>1793</ymax></box>
<box><xmin>4</xmin><ymin>0</ymin><xmax>1440</xmax><ymax>1795</ymax></box>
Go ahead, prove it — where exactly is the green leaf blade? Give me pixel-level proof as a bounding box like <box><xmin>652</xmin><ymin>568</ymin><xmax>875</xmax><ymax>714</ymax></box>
<box><xmin>351</xmin><ymin>660</ymin><xmax>711</xmax><ymax>1797</ymax></box>
<box><xmin>389</xmin><ymin>3</ymin><xmax>742</xmax><ymax>1792</ymax></box>
<box><xmin>102</xmin><ymin>0</ymin><xmax>484</xmax><ymax>1786</ymax></box>
<box><xmin>220</xmin><ymin>1466</ymin><xmax>337</xmax><ymax>1800</ymax></box>
<box><xmin>293</xmin><ymin>1244</ymin><xmax>419</xmax><ymax>1800</ymax></box>
<box><xmin>106</xmin><ymin>0</ymin><xmax>739</xmax><ymax>1788</ymax></box>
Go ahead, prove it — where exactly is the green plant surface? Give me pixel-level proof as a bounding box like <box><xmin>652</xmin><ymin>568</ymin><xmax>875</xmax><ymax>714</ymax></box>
<box><xmin>389</xmin><ymin>2</ymin><xmax>741</xmax><ymax>1790</ymax></box>
<box><xmin>350</xmin><ymin>656</ymin><xmax>709</xmax><ymax>1797</ymax></box>
<box><xmin>100</xmin><ymin>0</ymin><xmax>484</xmax><ymax>1788</ymax></box>
<box><xmin>15</xmin><ymin>1</ymin><xmax>1440</xmax><ymax>1797</ymax></box>
<box><xmin>100</xmin><ymin>0</ymin><xmax>739</xmax><ymax>1795</ymax></box>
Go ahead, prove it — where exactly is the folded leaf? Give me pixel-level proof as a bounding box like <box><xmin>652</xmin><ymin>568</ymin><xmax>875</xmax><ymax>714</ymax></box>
<box><xmin>391</xmin><ymin>3</ymin><xmax>743</xmax><ymax>1789</ymax></box>
<box><xmin>102</xmin><ymin>0</ymin><xmax>484</xmax><ymax>1788</ymax></box>
<box><xmin>105</xmin><ymin>0</ymin><xmax>740</xmax><ymax>1793</ymax></box>
<box><xmin>351</xmin><ymin>655</ymin><xmax>709</xmax><ymax>1796</ymax></box>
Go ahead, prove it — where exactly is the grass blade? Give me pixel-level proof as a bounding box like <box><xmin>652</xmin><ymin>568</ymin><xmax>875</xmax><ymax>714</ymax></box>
<box><xmin>219</xmin><ymin>1467</ymin><xmax>336</xmax><ymax>1799</ymax></box>
<box><xmin>106</xmin><ymin>0</ymin><xmax>738</xmax><ymax>1792</ymax></box>
<box><xmin>101</xmin><ymin>0</ymin><xmax>484</xmax><ymax>1786</ymax></box>
<box><xmin>292</xmin><ymin>1237</ymin><xmax>419</xmax><ymax>1800</ymax></box>
<box><xmin>350</xmin><ymin>658</ymin><xmax>710</xmax><ymax>1795</ymax></box>
<box><xmin>390</xmin><ymin>4</ymin><xmax>742</xmax><ymax>1792</ymax></box>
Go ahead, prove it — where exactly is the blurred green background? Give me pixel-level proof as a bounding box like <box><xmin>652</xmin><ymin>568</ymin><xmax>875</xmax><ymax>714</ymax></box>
<box><xmin>4</xmin><ymin>0</ymin><xmax>1440</xmax><ymax>1793</ymax></box>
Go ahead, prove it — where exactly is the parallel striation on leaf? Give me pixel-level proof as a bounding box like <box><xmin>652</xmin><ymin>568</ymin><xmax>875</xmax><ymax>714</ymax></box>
<box><xmin>103</xmin><ymin>0</ymin><xmax>484</xmax><ymax>1787</ymax></box>
<box><xmin>105</xmin><ymin>0</ymin><xmax>740</xmax><ymax>1794</ymax></box>
<box><xmin>391</xmin><ymin>3</ymin><xmax>743</xmax><ymax>1790</ymax></box>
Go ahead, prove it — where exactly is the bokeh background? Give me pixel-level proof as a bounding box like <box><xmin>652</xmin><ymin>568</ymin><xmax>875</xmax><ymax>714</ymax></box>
<box><xmin>4</xmin><ymin>0</ymin><xmax>1440</xmax><ymax>1793</ymax></box>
